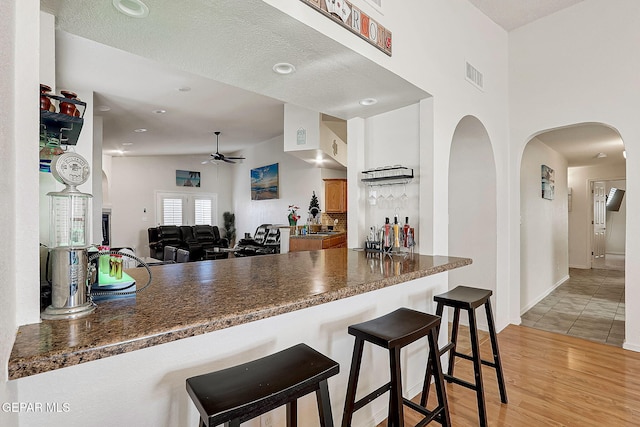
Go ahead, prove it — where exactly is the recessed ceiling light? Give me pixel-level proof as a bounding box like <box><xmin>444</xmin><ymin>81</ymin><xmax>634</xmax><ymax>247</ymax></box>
<box><xmin>359</xmin><ymin>98</ymin><xmax>378</xmax><ymax>106</ymax></box>
<box><xmin>596</xmin><ymin>152</ymin><xmax>607</xmax><ymax>159</ymax></box>
<box><xmin>272</xmin><ymin>63</ymin><xmax>296</xmax><ymax>75</ymax></box>
<box><xmin>623</xmin><ymin>150</ymin><xmax>626</xmax><ymax>159</ymax></box>
<box><xmin>112</xmin><ymin>0</ymin><xmax>149</xmax><ymax>18</ymax></box>
<box><xmin>152</xmin><ymin>109</ymin><xmax>166</xmax><ymax>114</ymax></box>
<box><xmin>98</xmin><ymin>105</ymin><xmax>111</xmax><ymax>112</ymax></box>
<box><xmin>134</xmin><ymin>128</ymin><xmax>147</xmax><ymax>133</ymax></box>
<box><xmin>122</xmin><ymin>142</ymin><xmax>133</xmax><ymax>146</ymax></box>
<box><xmin>177</xmin><ymin>86</ymin><xmax>191</xmax><ymax>92</ymax></box>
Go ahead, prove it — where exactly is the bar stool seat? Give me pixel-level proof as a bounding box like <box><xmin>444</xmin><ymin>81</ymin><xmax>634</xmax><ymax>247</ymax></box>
<box><xmin>186</xmin><ymin>343</ymin><xmax>339</xmax><ymax>427</ymax></box>
<box><xmin>423</xmin><ymin>286</ymin><xmax>508</xmax><ymax>427</ymax></box>
<box><xmin>341</xmin><ymin>308</ymin><xmax>451</xmax><ymax>427</ymax></box>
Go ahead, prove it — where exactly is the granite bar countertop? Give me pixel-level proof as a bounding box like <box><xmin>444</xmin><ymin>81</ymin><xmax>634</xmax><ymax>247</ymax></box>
<box><xmin>9</xmin><ymin>249</ymin><xmax>471</xmax><ymax>380</ymax></box>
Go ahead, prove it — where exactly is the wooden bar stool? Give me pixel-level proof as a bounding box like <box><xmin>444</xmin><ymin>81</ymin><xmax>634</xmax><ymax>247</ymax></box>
<box><xmin>186</xmin><ymin>343</ymin><xmax>339</xmax><ymax>427</ymax></box>
<box><xmin>422</xmin><ymin>286</ymin><xmax>508</xmax><ymax>427</ymax></box>
<box><xmin>341</xmin><ymin>308</ymin><xmax>451</xmax><ymax>427</ymax></box>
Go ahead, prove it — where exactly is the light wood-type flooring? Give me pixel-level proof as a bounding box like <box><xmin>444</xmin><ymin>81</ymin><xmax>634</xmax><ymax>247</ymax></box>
<box><xmin>376</xmin><ymin>324</ymin><xmax>640</xmax><ymax>426</ymax></box>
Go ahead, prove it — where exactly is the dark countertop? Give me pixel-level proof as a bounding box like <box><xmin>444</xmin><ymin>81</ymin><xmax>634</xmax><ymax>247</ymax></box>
<box><xmin>9</xmin><ymin>249</ymin><xmax>471</xmax><ymax>380</ymax></box>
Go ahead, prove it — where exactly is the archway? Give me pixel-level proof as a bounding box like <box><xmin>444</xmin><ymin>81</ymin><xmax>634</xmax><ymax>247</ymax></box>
<box><xmin>448</xmin><ymin>115</ymin><xmax>497</xmax><ymax>329</ymax></box>
<box><xmin>519</xmin><ymin>123</ymin><xmax>626</xmax><ymax>345</ymax></box>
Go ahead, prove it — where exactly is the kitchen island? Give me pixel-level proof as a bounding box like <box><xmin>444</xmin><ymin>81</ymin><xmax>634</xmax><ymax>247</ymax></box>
<box><xmin>8</xmin><ymin>249</ymin><xmax>470</xmax><ymax>426</ymax></box>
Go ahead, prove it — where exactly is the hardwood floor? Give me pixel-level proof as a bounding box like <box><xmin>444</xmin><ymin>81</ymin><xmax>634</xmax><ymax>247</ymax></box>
<box><xmin>376</xmin><ymin>325</ymin><xmax>640</xmax><ymax>426</ymax></box>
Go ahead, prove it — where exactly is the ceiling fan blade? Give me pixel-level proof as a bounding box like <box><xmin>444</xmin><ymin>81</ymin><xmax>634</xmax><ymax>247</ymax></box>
<box><xmin>225</xmin><ymin>156</ymin><xmax>246</xmax><ymax>160</ymax></box>
<box><xmin>222</xmin><ymin>158</ymin><xmax>236</xmax><ymax>164</ymax></box>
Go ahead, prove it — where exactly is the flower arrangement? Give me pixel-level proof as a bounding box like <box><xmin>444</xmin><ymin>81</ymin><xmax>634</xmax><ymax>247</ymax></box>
<box><xmin>287</xmin><ymin>205</ymin><xmax>300</xmax><ymax>226</ymax></box>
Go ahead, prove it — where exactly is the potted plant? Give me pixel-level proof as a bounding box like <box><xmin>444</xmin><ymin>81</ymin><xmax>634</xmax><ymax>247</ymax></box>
<box><xmin>222</xmin><ymin>212</ymin><xmax>236</xmax><ymax>247</ymax></box>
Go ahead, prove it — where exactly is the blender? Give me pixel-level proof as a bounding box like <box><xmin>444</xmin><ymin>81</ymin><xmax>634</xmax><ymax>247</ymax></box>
<box><xmin>41</xmin><ymin>151</ymin><xmax>96</xmax><ymax>320</ymax></box>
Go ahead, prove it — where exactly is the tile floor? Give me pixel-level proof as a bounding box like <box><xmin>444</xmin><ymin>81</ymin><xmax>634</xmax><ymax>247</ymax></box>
<box><xmin>521</xmin><ymin>267</ymin><xmax>625</xmax><ymax>346</ymax></box>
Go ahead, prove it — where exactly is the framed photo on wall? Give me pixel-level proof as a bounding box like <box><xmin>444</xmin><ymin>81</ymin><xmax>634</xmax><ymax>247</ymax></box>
<box><xmin>251</xmin><ymin>163</ymin><xmax>279</xmax><ymax>200</ymax></box>
<box><xmin>176</xmin><ymin>170</ymin><xmax>201</xmax><ymax>187</ymax></box>
<box><xmin>541</xmin><ymin>164</ymin><xmax>554</xmax><ymax>200</ymax></box>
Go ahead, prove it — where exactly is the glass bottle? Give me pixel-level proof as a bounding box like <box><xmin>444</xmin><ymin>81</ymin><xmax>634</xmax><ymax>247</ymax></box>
<box><xmin>403</xmin><ymin>217</ymin><xmax>410</xmax><ymax>248</ymax></box>
<box><xmin>39</xmin><ymin>136</ymin><xmax>64</xmax><ymax>173</ymax></box>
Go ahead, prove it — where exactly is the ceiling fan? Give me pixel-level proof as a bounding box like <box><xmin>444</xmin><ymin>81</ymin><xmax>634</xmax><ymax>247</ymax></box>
<box><xmin>202</xmin><ymin>131</ymin><xmax>246</xmax><ymax>164</ymax></box>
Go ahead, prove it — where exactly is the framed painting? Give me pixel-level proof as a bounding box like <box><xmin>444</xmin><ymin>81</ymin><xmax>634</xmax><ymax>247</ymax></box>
<box><xmin>251</xmin><ymin>163</ymin><xmax>279</xmax><ymax>200</ymax></box>
<box><xmin>176</xmin><ymin>170</ymin><xmax>200</xmax><ymax>187</ymax></box>
<box><xmin>541</xmin><ymin>164</ymin><xmax>554</xmax><ymax>200</ymax></box>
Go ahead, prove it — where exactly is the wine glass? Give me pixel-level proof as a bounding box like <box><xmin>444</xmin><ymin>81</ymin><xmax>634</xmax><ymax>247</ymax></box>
<box><xmin>377</xmin><ymin>187</ymin><xmax>387</xmax><ymax>209</ymax></box>
<box><xmin>386</xmin><ymin>186</ymin><xmax>395</xmax><ymax>210</ymax></box>
<box><xmin>399</xmin><ymin>184</ymin><xmax>409</xmax><ymax>209</ymax></box>
<box><xmin>368</xmin><ymin>188</ymin><xmax>377</xmax><ymax>206</ymax></box>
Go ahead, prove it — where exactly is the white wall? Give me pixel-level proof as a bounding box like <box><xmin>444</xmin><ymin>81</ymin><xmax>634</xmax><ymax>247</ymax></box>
<box><xmin>109</xmin><ymin>155</ymin><xmax>233</xmax><ymax>256</ymax></box>
<box><xmin>568</xmin><ymin>163</ymin><xmax>626</xmax><ymax>268</ymax></box>
<box><xmin>520</xmin><ymin>138</ymin><xmax>568</xmax><ymax>311</ymax></box>
<box><xmin>0</xmin><ymin>0</ymin><xmax>20</xmax><ymax>419</ymax></box>
<box><xmin>449</xmin><ymin>116</ymin><xmax>497</xmax><ymax>328</ymax></box>
<box><xmin>232</xmin><ymin>135</ymin><xmax>329</xmax><ymax>236</ymax></box>
<box><xmin>509</xmin><ymin>0</ymin><xmax>640</xmax><ymax>348</ymax></box>
<box><xmin>361</xmin><ymin>104</ymin><xmax>421</xmax><ymax>249</ymax></box>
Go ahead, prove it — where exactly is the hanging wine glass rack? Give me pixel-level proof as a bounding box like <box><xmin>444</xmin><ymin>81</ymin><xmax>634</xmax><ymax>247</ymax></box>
<box><xmin>361</xmin><ymin>166</ymin><xmax>414</xmax><ymax>186</ymax></box>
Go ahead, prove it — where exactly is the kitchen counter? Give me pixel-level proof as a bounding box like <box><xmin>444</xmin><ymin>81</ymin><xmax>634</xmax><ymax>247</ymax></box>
<box><xmin>289</xmin><ymin>231</ymin><xmax>347</xmax><ymax>251</ymax></box>
<box><xmin>9</xmin><ymin>249</ymin><xmax>471</xmax><ymax>380</ymax></box>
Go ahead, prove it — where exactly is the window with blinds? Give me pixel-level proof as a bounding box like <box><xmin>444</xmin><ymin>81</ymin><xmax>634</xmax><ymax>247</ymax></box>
<box><xmin>162</xmin><ymin>198</ymin><xmax>183</xmax><ymax>226</ymax></box>
<box><xmin>156</xmin><ymin>192</ymin><xmax>218</xmax><ymax>226</ymax></box>
<box><xmin>194</xmin><ymin>198</ymin><xmax>212</xmax><ymax>225</ymax></box>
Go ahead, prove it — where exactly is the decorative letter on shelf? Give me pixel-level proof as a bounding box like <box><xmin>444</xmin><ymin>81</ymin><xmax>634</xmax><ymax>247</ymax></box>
<box><xmin>300</xmin><ymin>0</ymin><xmax>392</xmax><ymax>56</ymax></box>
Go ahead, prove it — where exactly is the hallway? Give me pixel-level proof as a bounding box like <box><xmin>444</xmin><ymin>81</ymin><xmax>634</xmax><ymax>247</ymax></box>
<box><xmin>521</xmin><ymin>267</ymin><xmax>625</xmax><ymax>346</ymax></box>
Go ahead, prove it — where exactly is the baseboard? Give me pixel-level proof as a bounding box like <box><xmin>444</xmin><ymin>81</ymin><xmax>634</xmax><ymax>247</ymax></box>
<box><xmin>569</xmin><ymin>264</ymin><xmax>589</xmax><ymax>269</ymax></box>
<box><xmin>520</xmin><ymin>274</ymin><xmax>570</xmax><ymax>315</ymax></box>
<box><xmin>353</xmin><ymin>379</ymin><xmax>429</xmax><ymax>426</ymax></box>
<box><xmin>623</xmin><ymin>341</ymin><xmax>640</xmax><ymax>353</ymax></box>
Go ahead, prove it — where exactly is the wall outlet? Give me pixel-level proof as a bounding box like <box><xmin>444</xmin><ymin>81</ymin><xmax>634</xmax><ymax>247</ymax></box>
<box><xmin>260</xmin><ymin>413</ymin><xmax>273</xmax><ymax>427</ymax></box>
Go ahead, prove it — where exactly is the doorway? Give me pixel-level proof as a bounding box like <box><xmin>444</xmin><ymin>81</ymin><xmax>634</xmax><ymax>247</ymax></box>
<box><xmin>591</xmin><ymin>179</ymin><xmax>626</xmax><ymax>271</ymax></box>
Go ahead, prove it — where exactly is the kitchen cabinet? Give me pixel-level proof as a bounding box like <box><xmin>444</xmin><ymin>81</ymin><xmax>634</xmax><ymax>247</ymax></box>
<box><xmin>289</xmin><ymin>233</ymin><xmax>346</xmax><ymax>252</ymax></box>
<box><xmin>324</xmin><ymin>179</ymin><xmax>347</xmax><ymax>213</ymax></box>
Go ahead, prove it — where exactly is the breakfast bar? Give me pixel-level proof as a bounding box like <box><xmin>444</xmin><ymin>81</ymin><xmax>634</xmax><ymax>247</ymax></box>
<box><xmin>9</xmin><ymin>249</ymin><xmax>471</xmax><ymax>426</ymax></box>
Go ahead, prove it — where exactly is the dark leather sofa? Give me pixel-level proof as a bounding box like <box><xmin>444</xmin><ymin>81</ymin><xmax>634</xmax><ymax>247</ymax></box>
<box><xmin>233</xmin><ymin>224</ymin><xmax>281</xmax><ymax>257</ymax></box>
<box><xmin>148</xmin><ymin>225</ymin><xmax>228</xmax><ymax>261</ymax></box>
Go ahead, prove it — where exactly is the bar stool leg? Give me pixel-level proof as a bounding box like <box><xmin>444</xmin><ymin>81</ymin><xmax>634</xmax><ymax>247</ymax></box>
<box><xmin>341</xmin><ymin>338</ymin><xmax>365</xmax><ymax>427</ymax></box>
<box><xmin>420</xmin><ymin>302</ymin><xmax>445</xmax><ymax>407</ymax></box>
<box><xmin>427</xmin><ymin>327</ymin><xmax>451</xmax><ymax>427</ymax></box>
<box><xmin>286</xmin><ymin>400</ymin><xmax>297</xmax><ymax>427</ymax></box>
<box><xmin>447</xmin><ymin>307</ymin><xmax>461</xmax><ymax>378</ymax></box>
<box><xmin>485</xmin><ymin>301</ymin><xmax>508</xmax><ymax>404</ymax></box>
<box><xmin>468</xmin><ymin>308</ymin><xmax>488</xmax><ymax>427</ymax></box>
<box><xmin>316</xmin><ymin>379</ymin><xmax>335</xmax><ymax>427</ymax></box>
<box><xmin>388</xmin><ymin>346</ymin><xmax>404</xmax><ymax>427</ymax></box>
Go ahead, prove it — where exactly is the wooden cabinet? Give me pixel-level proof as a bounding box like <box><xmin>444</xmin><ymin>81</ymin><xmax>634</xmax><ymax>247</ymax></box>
<box><xmin>324</xmin><ymin>179</ymin><xmax>347</xmax><ymax>213</ymax></box>
<box><xmin>289</xmin><ymin>233</ymin><xmax>346</xmax><ymax>252</ymax></box>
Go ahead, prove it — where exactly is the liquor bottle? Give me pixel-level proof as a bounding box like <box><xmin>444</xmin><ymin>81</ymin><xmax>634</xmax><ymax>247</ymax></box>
<box><xmin>403</xmin><ymin>217</ymin><xmax>410</xmax><ymax>247</ymax></box>
<box><xmin>393</xmin><ymin>216</ymin><xmax>400</xmax><ymax>249</ymax></box>
<box><xmin>383</xmin><ymin>217</ymin><xmax>391</xmax><ymax>250</ymax></box>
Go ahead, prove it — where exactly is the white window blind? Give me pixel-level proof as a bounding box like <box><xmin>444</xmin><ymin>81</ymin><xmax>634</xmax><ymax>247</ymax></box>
<box><xmin>162</xmin><ymin>198</ymin><xmax>183</xmax><ymax>226</ymax></box>
<box><xmin>156</xmin><ymin>192</ymin><xmax>218</xmax><ymax>226</ymax></box>
<box><xmin>194</xmin><ymin>198</ymin><xmax>212</xmax><ymax>225</ymax></box>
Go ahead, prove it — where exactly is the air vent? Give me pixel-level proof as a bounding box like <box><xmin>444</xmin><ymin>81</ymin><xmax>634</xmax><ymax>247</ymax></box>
<box><xmin>465</xmin><ymin>61</ymin><xmax>484</xmax><ymax>91</ymax></box>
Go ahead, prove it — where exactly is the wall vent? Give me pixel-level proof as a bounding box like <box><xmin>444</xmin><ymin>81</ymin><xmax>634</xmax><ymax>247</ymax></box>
<box><xmin>465</xmin><ymin>61</ymin><xmax>484</xmax><ymax>91</ymax></box>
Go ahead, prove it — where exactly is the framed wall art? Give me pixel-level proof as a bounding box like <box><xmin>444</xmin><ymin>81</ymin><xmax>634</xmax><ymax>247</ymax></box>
<box><xmin>251</xmin><ymin>163</ymin><xmax>279</xmax><ymax>200</ymax></box>
<box><xmin>176</xmin><ymin>170</ymin><xmax>200</xmax><ymax>187</ymax></box>
<box><xmin>541</xmin><ymin>164</ymin><xmax>554</xmax><ymax>200</ymax></box>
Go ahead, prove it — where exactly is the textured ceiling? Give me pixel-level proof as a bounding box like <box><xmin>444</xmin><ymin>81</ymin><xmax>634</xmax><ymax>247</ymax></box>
<box><xmin>42</xmin><ymin>0</ymin><xmax>429</xmax><ymax>157</ymax></box>
<box><xmin>467</xmin><ymin>0</ymin><xmax>584</xmax><ymax>31</ymax></box>
<box><xmin>536</xmin><ymin>124</ymin><xmax>625</xmax><ymax>168</ymax></box>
